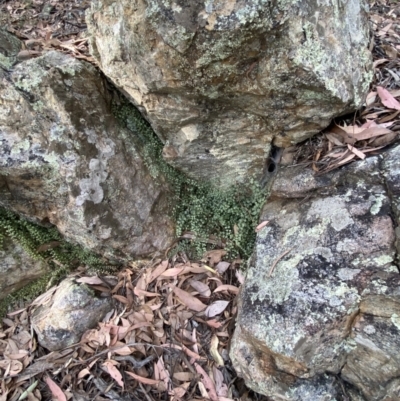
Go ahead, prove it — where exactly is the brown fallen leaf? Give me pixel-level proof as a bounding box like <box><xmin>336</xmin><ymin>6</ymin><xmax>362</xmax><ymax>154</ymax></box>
<box><xmin>205</xmin><ymin>301</ymin><xmax>229</xmax><ymax>318</ymax></box>
<box><xmin>215</xmin><ymin>261</ymin><xmax>230</xmax><ymax>274</ymax></box>
<box><xmin>349</xmin><ymin>127</ymin><xmax>393</xmax><ymax>141</ymax></box>
<box><xmin>30</xmin><ymin>285</ymin><xmax>58</xmax><ymax>307</ymax></box>
<box><xmin>160</xmin><ymin>267</ymin><xmax>185</xmax><ymax>277</ymax></box>
<box><xmin>325</xmin><ymin>133</ymin><xmax>344</xmax><ymax>147</ymax></box>
<box><xmin>189</xmin><ymin>280</ymin><xmax>211</xmax><ymax>297</ymax></box>
<box><xmin>370</xmin><ymin>131</ymin><xmax>398</xmax><ymax>147</ymax></box>
<box><xmin>171</xmin><ymin>286</ymin><xmax>207</xmax><ymax>312</ymax></box>
<box><xmin>255</xmin><ymin>220</ymin><xmax>269</xmax><ymax>232</ymax></box>
<box><xmin>377</xmin><ymin>86</ymin><xmax>400</xmax><ymax>111</ymax></box>
<box><xmin>194</xmin><ymin>363</ymin><xmax>219</xmax><ymax>401</ymax></box>
<box><xmin>102</xmin><ymin>360</ymin><xmax>124</xmax><ymax>388</ymax></box>
<box><xmin>44</xmin><ymin>377</ymin><xmax>66</xmax><ymax>401</ymax></box>
<box><xmin>161</xmin><ymin>343</ymin><xmax>205</xmax><ymax>361</ymax></box>
<box><xmin>112</xmin><ymin>295</ymin><xmax>129</xmax><ymax>304</ymax></box>
<box><xmin>76</xmin><ymin>276</ymin><xmax>105</xmax><ymax>285</ymax></box>
<box><xmin>204</xmin><ymin>249</ymin><xmax>227</xmax><ymax>266</ymax></box>
<box><xmin>205</xmin><ymin>319</ymin><xmax>223</xmax><ymax>329</ymax></box>
<box><xmin>125</xmin><ymin>371</ymin><xmax>161</xmax><ymax>386</ymax></box>
<box><xmin>36</xmin><ymin>241</ymin><xmax>61</xmax><ymax>253</ymax></box>
<box><xmin>213</xmin><ymin>366</ymin><xmax>229</xmax><ymax>397</ymax></box>
<box><xmin>235</xmin><ymin>269</ymin><xmax>245</xmax><ymax>284</ymax></box>
<box><xmin>347</xmin><ymin>144</ymin><xmax>366</xmax><ymax>160</ymax></box>
<box><xmin>173</xmin><ymin>372</ymin><xmax>194</xmax><ymax>381</ymax></box>
<box><xmin>213</xmin><ymin>284</ymin><xmax>239</xmax><ymax>295</ymax></box>
<box><xmin>210</xmin><ymin>335</ymin><xmax>224</xmax><ymax>367</ymax></box>
<box><xmin>149</xmin><ymin>260</ymin><xmax>169</xmax><ymax>282</ymax></box>
<box><xmin>170</xmin><ymin>382</ymin><xmax>190</xmax><ymax>398</ymax></box>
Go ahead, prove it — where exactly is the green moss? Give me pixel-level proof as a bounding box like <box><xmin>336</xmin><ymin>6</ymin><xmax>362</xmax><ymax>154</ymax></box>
<box><xmin>0</xmin><ymin>207</ymin><xmax>117</xmax><ymax>317</ymax></box>
<box><xmin>113</xmin><ymin>100</ymin><xmax>266</xmax><ymax>259</ymax></box>
<box><xmin>0</xmin><ymin>271</ymin><xmax>61</xmax><ymax>319</ymax></box>
<box><xmin>0</xmin><ymin>208</ymin><xmax>109</xmax><ymax>268</ymax></box>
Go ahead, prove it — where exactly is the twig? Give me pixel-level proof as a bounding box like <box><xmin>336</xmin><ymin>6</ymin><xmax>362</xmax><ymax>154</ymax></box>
<box><xmin>268</xmin><ymin>248</ymin><xmax>294</xmax><ymax>277</ymax></box>
<box><xmin>138</xmin><ymin>382</ymin><xmax>154</xmax><ymax>401</ymax></box>
<box><xmin>114</xmin><ymin>354</ymin><xmax>155</xmax><ymax>369</ymax></box>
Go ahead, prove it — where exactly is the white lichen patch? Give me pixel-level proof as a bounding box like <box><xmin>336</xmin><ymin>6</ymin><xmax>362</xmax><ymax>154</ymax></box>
<box><xmin>313</xmin><ymin>247</ymin><xmax>333</xmax><ymax>261</ymax></box>
<box><xmin>369</xmin><ymin>193</ymin><xmax>386</xmax><ymax>215</ymax></box>
<box><xmin>307</xmin><ymin>196</ymin><xmax>354</xmax><ymax>231</ymax></box>
<box><xmin>337</xmin><ymin>268</ymin><xmax>361</xmax><ymax>281</ymax></box>
<box><xmin>14</xmin><ymin>64</ymin><xmax>47</xmax><ymax>92</ymax></box>
<box><xmin>0</xmin><ymin>53</ymin><xmax>13</xmax><ymax>69</ymax></box>
<box><xmin>282</xmin><ymin>221</ymin><xmax>325</xmax><ymax>253</ymax></box>
<box><xmin>249</xmin><ymin>253</ymin><xmax>302</xmax><ymax>304</ymax></box>
<box><xmin>363</xmin><ymin>324</ymin><xmax>376</xmax><ymax>335</ymax></box>
<box><xmin>76</xmin><ymin>132</ymin><xmax>116</xmax><ymax>206</ymax></box>
<box><xmin>391</xmin><ymin>314</ymin><xmax>400</xmax><ymax>331</ymax></box>
<box><xmin>10</xmin><ymin>139</ymin><xmax>30</xmax><ymax>155</ymax></box>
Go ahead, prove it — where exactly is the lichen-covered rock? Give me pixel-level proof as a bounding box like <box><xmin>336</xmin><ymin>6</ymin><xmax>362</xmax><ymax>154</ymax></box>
<box><xmin>32</xmin><ymin>278</ymin><xmax>113</xmax><ymax>351</ymax></box>
<box><xmin>86</xmin><ymin>0</ymin><xmax>372</xmax><ymax>186</ymax></box>
<box><xmin>230</xmin><ymin>146</ymin><xmax>400</xmax><ymax>401</ymax></box>
<box><xmin>0</xmin><ymin>29</ymin><xmax>22</xmax><ymax>70</ymax></box>
<box><xmin>0</xmin><ymin>236</ymin><xmax>49</xmax><ymax>300</ymax></box>
<box><xmin>0</xmin><ymin>49</ymin><xmax>175</xmax><ymax>259</ymax></box>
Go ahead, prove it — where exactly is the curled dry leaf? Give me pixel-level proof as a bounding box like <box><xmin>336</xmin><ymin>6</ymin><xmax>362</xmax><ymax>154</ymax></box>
<box><xmin>205</xmin><ymin>301</ymin><xmax>230</xmax><ymax>318</ymax></box>
<box><xmin>210</xmin><ymin>335</ymin><xmax>224</xmax><ymax>367</ymax></box>
<box><xmin>1</xmin><ymin>359</ymin><xmax>23</xmax><ymax>377</ymax></box>
<box><xmin>77</xmin><ymin>368</ymin><xmax>90</xmax><ymax>380</ymax></box>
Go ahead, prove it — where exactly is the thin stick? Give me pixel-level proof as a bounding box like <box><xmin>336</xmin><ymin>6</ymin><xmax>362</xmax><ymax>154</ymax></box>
<box><xmin>139</xmin><ymin>382</ymin><xmax>155</xmax><ymax>401</ymax></box>
<box><xmin>268</xmin><ymin>248</ymin><xmax>294</xmax><ymax>277</ymax></box>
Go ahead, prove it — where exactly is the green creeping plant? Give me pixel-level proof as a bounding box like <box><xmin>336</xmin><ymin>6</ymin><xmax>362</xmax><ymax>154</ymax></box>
<box><xmin>113</xmin><ymin>100</ymin><xmax>267</xmax><ymax>260</ymax></box>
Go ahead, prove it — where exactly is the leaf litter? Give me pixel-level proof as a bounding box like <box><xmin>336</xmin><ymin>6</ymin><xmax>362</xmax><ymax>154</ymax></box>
<box><xmin>0</xmin><ymin>254</ymin><xmax>263</xmax><ymax>401</ymax></box>
<box><xmin>283</xmin><ymin>0</ymin><xmax>400</xmax><ymax>174</ymax></box>
<box><xmin>1</xmin><ymin>0</ymin><xmax>400</xmax><ymax>400</ymax></box>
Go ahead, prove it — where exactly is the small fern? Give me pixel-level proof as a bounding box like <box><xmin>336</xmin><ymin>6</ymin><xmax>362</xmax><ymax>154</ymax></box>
<box><xmin>114</xmin><ymin>100</ymin><xmax>266</xmax><ymax>260</ymax></box>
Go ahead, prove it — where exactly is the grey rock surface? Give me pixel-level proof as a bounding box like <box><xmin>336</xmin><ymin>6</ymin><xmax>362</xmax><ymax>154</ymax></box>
<box><xmin>0</xmin><ymin>29</ymin><xmax>22</xmax><ymax>70</ymax></box>
<box><xmin>230</xmin><ymin>145</ymin><xmax>400</xmax><ymax>401</ymax></box>
<box><xmin>0</xmin><ymin>236</ymin><xmax>49</xmax><ymax>300</ymax></box>
<box><xmin>0</xmin><ymin>48</ymin><xmax>175</xmax><ymax>260</ymax></box>
<box><xmin>32</xmin><ymin>278</ymin><xmax>113</xmax><ymax>351</ymax></box>
<box><xmin>87</xmin><ymin>0</ymin><xmax>372</xmax><ymax>187</ymax></box>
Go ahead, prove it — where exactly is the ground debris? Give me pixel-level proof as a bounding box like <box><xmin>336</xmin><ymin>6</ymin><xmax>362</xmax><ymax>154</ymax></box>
<box><xmin>285</xmin><ymin>0</ymin><xmax>400</xmax><ymax>174</ymax></box>
<box><xmin>0</xmin><ymin>0</ymin><xmax>93</xmax><ymax>63</ymax></box>
<box><xmin>0</xmin><ymin>255</ymin><xmax>269</xmax><ymax>401</ymax></box>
